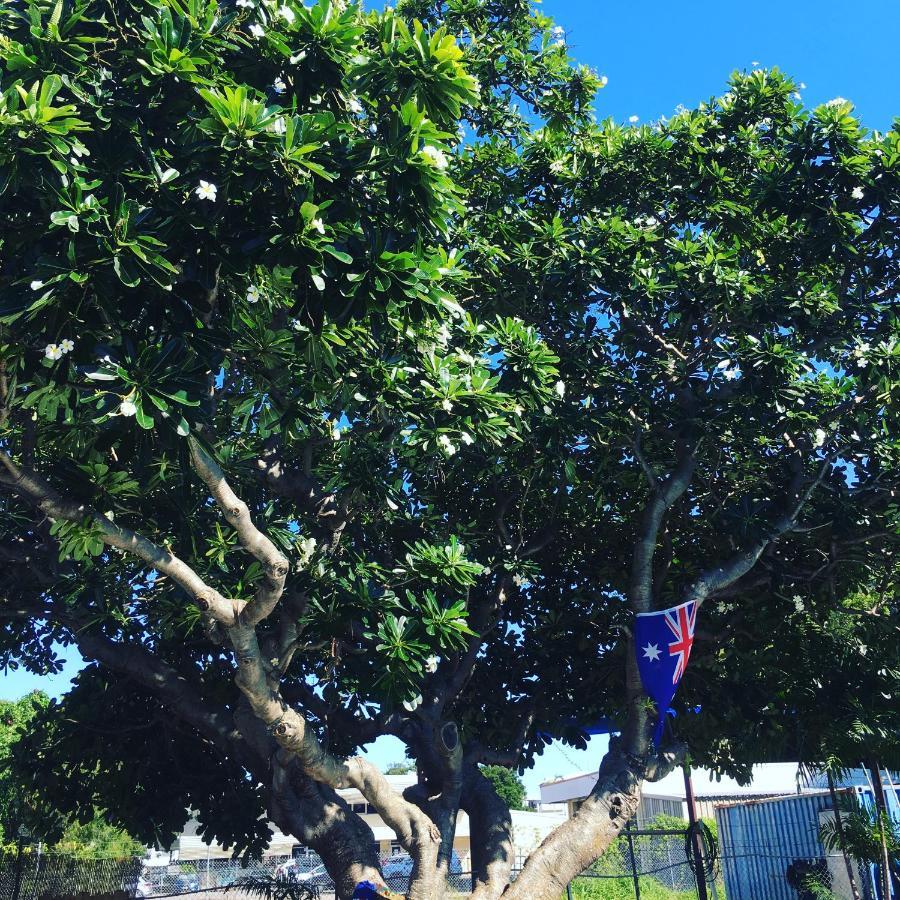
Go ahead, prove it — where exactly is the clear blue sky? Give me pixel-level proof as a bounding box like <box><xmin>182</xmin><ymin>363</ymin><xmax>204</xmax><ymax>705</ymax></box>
<box><xmin>2</xmin><ymin>0</ymin><xmax>897</xmax><ymax>802</ymax></box>
<box><xmin>543</xmin><ymin>0</ymin><xmax>900</xmax><ymax>132</ymax></box>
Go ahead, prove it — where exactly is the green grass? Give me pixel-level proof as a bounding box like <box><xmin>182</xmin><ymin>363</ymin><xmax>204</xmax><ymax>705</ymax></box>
<box><xmin>567</xmin><ymin>876</ymin><xmax>719</xmax><ymax>900</ymax></box>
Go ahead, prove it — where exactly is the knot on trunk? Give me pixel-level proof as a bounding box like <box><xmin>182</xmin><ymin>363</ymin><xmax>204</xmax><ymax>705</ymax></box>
<box><xmin>608</xmin><ymin>794</ymin><xmax>623</xmax><ymax>821</ymax></box>
<box><xmin>270</xmin><ymin>559</ymin><xmax>290</xmax><ymax>578</ymax></box>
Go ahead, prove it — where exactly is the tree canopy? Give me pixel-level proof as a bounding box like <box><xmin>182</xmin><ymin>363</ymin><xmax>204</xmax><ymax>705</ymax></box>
<box><xmin>1</xmin><ymin>0</ymin><xmax>899</xmax><ymax>898</ymax></box>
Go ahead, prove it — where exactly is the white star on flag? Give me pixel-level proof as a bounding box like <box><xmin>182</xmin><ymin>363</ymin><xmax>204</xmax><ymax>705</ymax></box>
<box><xmin>642</xmin><ymin>643</ymin><xmax>661</xmax><ymax>662</ymax></box>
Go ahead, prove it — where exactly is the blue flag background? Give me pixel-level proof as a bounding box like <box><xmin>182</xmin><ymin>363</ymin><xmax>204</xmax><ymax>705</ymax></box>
<box><xmin>634</xmin><ymin>599</ymin><xmax>698</xmax><ymax>745</ymax></box>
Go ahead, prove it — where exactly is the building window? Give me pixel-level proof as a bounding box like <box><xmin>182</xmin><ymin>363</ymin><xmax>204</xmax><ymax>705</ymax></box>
<box><xmin>390</xmin><ymin>841</ymin><xmax>403</xmax><ymax>856</ymax></box>
<box><xmin>351</xmin><ymin>802</ymin><xmax>368</xmax><ymax>814</ymax></box>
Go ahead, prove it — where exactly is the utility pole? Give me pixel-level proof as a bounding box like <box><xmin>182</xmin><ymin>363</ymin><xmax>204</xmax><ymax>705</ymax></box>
<box><xmin>684</xmin><ymin>764</ymin><xmax>710</xmax><ymax>900</ymax></box>
<box><xmin>826</xmin><ymin>772</ymin><xmax>861</xmax><ymax>900</ymax></box>
<box><xmin>868</xmin><ymin>761</ymin><xmax>893</xmax><ymax>900</ymax></box>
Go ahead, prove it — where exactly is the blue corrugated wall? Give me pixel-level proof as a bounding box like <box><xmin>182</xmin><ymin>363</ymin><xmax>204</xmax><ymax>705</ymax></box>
<box><xmin>715</xmin><ymin>792</ymin><xmax>833</xmax><ymax>900</ymax></box>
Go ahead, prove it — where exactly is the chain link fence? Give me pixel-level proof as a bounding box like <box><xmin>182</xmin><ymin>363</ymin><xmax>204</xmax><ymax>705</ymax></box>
<box><xmin>566</xmin><ymin>827</ymin><xmax>722</xmax><ymax>900</ymax></box>
<box><xmin>0</xmin><ymin>847</ymin><xmax>141</xmax><ymax>900</ymax></box>
<box><xmin>138</xmin><ymin>855</ymin><xmax>476</xmax><ymax>898</ymax></box>
<box><xmin>0</xmin><ymin>830</ymin><xmax>716</xmax><ymax>900</ymax></box>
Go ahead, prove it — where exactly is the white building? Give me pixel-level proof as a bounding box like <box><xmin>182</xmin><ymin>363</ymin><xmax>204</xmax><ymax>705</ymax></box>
<box><xmin>540</xmin><ymin>762</ymin><xmax>806</xmax><ymax>824</ymax></box>
<box><xmin>176</xmin><ymin>773</ymin><xmax>567</xmax><ymax>870</ymax></box>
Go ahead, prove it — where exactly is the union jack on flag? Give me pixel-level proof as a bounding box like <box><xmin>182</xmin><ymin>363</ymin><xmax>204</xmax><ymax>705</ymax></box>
<box><xmin>634</xmin><ymin>599</ymin><xmax>698</xmax><ymax>744</ymax></box>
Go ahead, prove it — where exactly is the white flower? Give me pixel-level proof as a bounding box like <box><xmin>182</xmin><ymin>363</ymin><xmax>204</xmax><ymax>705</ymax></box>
<box><xmin>723</xmin><ymin>367</ymin><xmax>741</xmax><ymax>381</ymax></box>
<box><xmin>298</xmin><ymin>535</ymin><xmax>317</xmax><ymax>564</ymax></box>
<box><xmin>236</xmin><ymin>0</ymin><xmax>253</xmax><ymax>6</ymax></box>
<box><xmin>278</xmin><ymin>5</ymin><xmax>295</xmax><ymax>22</ymax></box>
<box><xmin>628</xmin><ymin>115</ymin><xmax>639</xmax><ymax>124</ymax></box>
<box><xmin>60</xmin><ymin>338</ymin><xmax>74</xmax><ymax>354</ymax></box>
<box><xmin>249</xmin><ymin>22</ymin><xmax>265</xmax><ymax>38</ymax></box>
<box><xmin>442</xmin><ymin>398</ymin><xmax>453</xmax><ymax>412</ymax></box>
<box><xmin>792</xmin><ymin>595</ymin><xmax>805</xmax><ymax>613</ymax></box>
<box><xmin>247</xmin><ymin>284</ymin><xmax>261</xmax><ymax>303</ymax></box>
<box><xmin>347</xmin><ymin>97</ymin><xmax>363</xmax><ymax>114</ymax></box>
<box><xmin>554</xmin><ymin>380</ymin><xmax>565</xmax><ymax>398</ymax></box>
<box><xmin>438</xmin><ymin>434</ymin><xmax>457</xmax><ymax>456</ymax></box>
<box><xmin>460</xmin><ymin>433</ymin><xmax>474</xmax><ymax>446</ymax></box>
<box><xmin>825</xmin><ymin>97</ymin><xmax>848</xmax><ymax>108</ymax></box>
<box><xmin>420</xmin><ymin>145</ymin><xmax>448</xmax><ymax>170</ymax></box>
<box><xmin>44</xmin><ymin>343</ymin><xmax>63</xmax><ymax>361</ymax></box>
<box><xmin>195</xmin><ymin>180</ymin><xmax>217</xmax><ymax>201</ymax></box>
<box><xmin>599</xmin><ymin>75</ymin><xmax>609</xmax><ymax>87</ymax></box>
<box><xmin>513</xmin><ymin>574</ymin><xmax>527</xmax><ymax>588</ymax></box>
<box><xmin>273</xmin><ymin>77</ymin><xmax>287</xmax><ymax>94</ymax></box>
<box><xmin>799</xmin><ymin>82</ymin><xmax>807</xmax><ymax>90</ymax></box>
<box><xmin>31</xmin><ymin>279</ymin><xmax>45</xmax><ymax>291</ymax></box>
<box><xmin>851</xmin><ymin>186</ymin><xmax>864</xmax><ymax>200</ymax></box>
<box><xmin>270</xmin><ymin>117</ymin><xmax>287</xmax><ymax>135</ymax></box>
<box><xmin>424</xmin><ymin>656</ymin><xmax>439</xmax><ymax>674</ymax></box>
<box><xmin>311</xmin><ymin>218</ymin><xmax>325</xmax><ymax>234</ymax></box>
<box><xmin>332</xmin><ymin>426</ymin><xmax>341</xmax><ymax>440</ymax></box>
<box><xmin>513</xmin><ymin>404</ymin><xmax>524</xmax><ymax>417</ymax></box>
<box><xmin>402</xmin><ymin>695</ymin><xmax>423</xmax><ymax>712</ymax></box>
<box><xmin>119</xmin><ymin>399</ymin><xmax>137</xmax><ymax>417</ymax></box>
<box><xmin>813</xmin><ymin>428</ymin><xmax>827</xmax><ymax>448</ymax></box>
<box><xmin>551</xmin><ymin>25</ymin><xmax>564</xmax><ymax>38</ymax></box>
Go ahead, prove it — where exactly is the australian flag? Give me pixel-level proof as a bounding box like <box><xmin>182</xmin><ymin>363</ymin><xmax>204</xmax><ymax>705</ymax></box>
<box><xmin>634</xmin><ymin>600</ymin><xmax>698</xmax><ymax>745</ymax></box>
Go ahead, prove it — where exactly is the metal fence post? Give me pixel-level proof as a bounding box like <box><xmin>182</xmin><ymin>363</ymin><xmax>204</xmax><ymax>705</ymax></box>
<box><xmin>566</xmin><ymin>882</ymin><xmax>573</xmax><ymax>900</ymax></box>
<box><xmin>625</xmin><ymin>822</ymin><xmax>641</xmax><ymax>900</ymax></box>
<box><xmin>683</xmin><ymin>765</ymin><xmax>710</xmax><ymax>900</ymax></box>
<box><xmin>11</xmin><ymin>829</ymin><xmax>28</xmax><ymax>900</ymax></box>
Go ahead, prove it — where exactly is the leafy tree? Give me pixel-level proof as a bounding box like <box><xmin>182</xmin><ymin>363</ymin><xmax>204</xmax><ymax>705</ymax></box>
<box><xmin>479</xmin><ymin>766</ymin><xmax>525</xmax><ymax>812</ymax></box>
<box><xmin>0</xmin><ymin>690</ymin><xmax>141</xmax><ymax>854</ymax></box>
<box><xmin>384</xmin><ymin>761</ymin><xmax>417</xmax><ymax>776</ymax></box>
<box><xmin>1</xmin><ymin>3</ymin><xmax>899</xmax><ymax>900</ymax></box>
<box><xmin>55</xmin><ymin>818</ymin><xmax>145</xmax><ymax>859</ymax></box>
<box><xmin>0</xmin><ymin>691</ymin><xmax>50</xmax><ymax>840</ymax></box>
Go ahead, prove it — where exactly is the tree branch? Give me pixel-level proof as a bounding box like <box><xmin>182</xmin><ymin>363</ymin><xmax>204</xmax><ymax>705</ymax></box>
<box><xmin>683</xmin><ymin>454</ymin><xmax>836</xmax><ymax>606</ymax></box>
<box><xmin>189</xmin><ymin>438</ymin><xmax>289</xmax><ymax>626</ymax></box>
<box><xmin>256</xmin><ymin>447</ymin><xmax>350</xmax><ymax>544</ymax></box>
<box><xmin>629</xmin><ymin>441</ymin><xmax>698</xmax><ymax>612</ymax></box>
<box><xmin>0</xmin><ymin>450</ymin><xmax>237</xmax><ymax>624</ymax></box>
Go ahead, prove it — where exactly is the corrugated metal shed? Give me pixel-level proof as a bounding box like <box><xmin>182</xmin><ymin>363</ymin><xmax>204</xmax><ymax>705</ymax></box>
<box><xmin>715</xmin><ymin>790</ymin><xmax>833</xmax><ymax>900</ymax></box>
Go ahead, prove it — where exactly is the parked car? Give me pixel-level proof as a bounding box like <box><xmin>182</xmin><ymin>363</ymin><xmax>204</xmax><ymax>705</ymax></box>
<box><xmin>174</xmin><ymin>872</ymin><xmax>201</xmax><ymax>893</ymax></box>
<box><xmin>381</xmin><ymin>851</ymin><xmax>462</xmax><ymax>879</ymax></box>
<box><xmin>274</xmin><ymin>859</ymin><xmax>331</xmax><ymax>886</ymax></box>
<box><xmin>123</xmin><ymin>874</ymin><xmax>153</xmax><ymax>898</ymax></box>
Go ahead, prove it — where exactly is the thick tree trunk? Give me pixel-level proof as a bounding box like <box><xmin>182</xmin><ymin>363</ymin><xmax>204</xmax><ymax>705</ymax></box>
<box><xmin>501</xmin><ymin>740</ymin><xmax>645</xmax><ymax>900</ymax></box>
<box><xmin>461</xmin><ymin>765</ymin><xmax>514</xmax><ymax>900</ymax></box>
<box><xmin>402</xmin><ymin>722</ymin><xmax>465</xmax><ymax>900</ymax></box>
<box><xmin>270</xmin><ymin>760</ymin><xmax>384</xmax><ymax>900</ymax></box>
